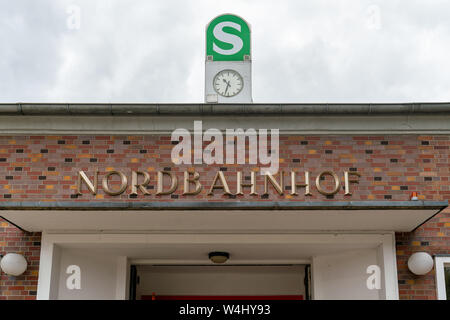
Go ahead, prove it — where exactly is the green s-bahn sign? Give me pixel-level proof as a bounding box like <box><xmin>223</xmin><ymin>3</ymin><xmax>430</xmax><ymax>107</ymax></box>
<box><xmin>206</xmin><ymin>14</ymin><xmax>251</xmax><ymax>61</ymax></box>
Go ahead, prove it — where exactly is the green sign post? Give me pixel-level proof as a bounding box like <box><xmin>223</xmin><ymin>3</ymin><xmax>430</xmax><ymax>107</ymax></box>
<box><xmin>206</xmin><ymin>14</ymin><xmax>251</xmax><ymax>61</ymax></box>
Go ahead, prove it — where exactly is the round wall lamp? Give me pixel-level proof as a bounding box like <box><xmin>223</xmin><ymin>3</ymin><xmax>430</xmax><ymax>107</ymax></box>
<box><xmin>0</xmin><ymin>253</ymin><xmax>28</xmax><ymax>276</ymax></box>
<box><xmin>208</xmin><ymin>251</ymin><xmax>230</xmax><ymax>264</ymax></box>
<box><xmin>407</xmin><ymin>252</ymin><xmax>434</xmax><ymax>275</ymax></box>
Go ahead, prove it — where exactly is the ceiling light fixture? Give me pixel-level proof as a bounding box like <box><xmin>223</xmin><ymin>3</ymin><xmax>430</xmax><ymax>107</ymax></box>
<box><xmin>208</xmin><ymin>251</ymin><xmax>230</xmax><ymax>264</ymax></box>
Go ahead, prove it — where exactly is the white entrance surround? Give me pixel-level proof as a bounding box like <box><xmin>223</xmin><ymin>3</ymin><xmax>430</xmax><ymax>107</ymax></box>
<box><xmin>435</xmin><ymin>255</ymin><xmax>450</xmax><ymax>300</ymax></box>
<box><xmin>36</xmin><ymin>232</ymin><xmax>399</xmax><ymax>300</ymax></box>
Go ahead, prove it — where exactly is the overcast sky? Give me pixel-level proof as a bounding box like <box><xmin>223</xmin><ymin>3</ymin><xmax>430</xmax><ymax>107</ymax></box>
<box><xmin>1</xmin><ymin>0</ymin><xmax>450</xmax><ymax>103</ymax></box>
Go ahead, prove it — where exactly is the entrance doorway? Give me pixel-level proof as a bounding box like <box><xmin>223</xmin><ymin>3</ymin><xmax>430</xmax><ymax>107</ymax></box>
<box><xmin>130</xmin><ymin>265</ymin><xmax>309</xmax><ymax>300</ymax></box>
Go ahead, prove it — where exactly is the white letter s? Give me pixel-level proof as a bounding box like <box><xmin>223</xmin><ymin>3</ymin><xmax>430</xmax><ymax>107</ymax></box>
<box><xmin>213</xmin><ymin>22</ymin><xmax>243</xmax><ymax>55</ymax></box>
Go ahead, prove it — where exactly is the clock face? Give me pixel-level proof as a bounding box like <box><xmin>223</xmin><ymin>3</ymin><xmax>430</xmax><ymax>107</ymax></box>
<box><xmin>213</xmin><ymin>70</ymin><xmax>243</xmax><ymax>97</ymax></box>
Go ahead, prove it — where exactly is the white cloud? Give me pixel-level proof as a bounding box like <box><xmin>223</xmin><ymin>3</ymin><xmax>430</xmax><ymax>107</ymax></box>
<box><xmin>1</xmin><ymin>0</ymin><xmax>450</xmax><ymax>103</ymax></box>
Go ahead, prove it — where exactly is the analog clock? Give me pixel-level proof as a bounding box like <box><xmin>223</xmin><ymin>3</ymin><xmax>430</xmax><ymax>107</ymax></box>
<box><xmin>213</xmin><ymin>70</ymin><xmax>244</xmax><ymax>97</ymax></box>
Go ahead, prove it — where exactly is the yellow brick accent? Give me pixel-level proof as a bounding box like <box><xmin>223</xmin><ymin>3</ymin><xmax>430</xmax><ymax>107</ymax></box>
<box><xmin>308</xmin><ymin>150</ymin><xmax>316</xmax><ymax>154</ymax></box>
<box><xmin>0</xmin><ymin>241</ymin><xmax>6</xmax><ymax>247</ymax></box>
<box><xmin>95</xmin><ymin>194</ymin><xmax>104</xmax><ymax>199</ymax></box>
<box><xmin>392</xmin><ymin>186</ymin><xmax>400</xmax><ymax>190</ymax></box>
<box><xmin>325</xmin><ymin>141</ymin><xmax>332</xmax><ymax>145</ymax></box>
<box><xmin>373</xmin><ymin>168</ymin><xmax>382</xmax><ymax>172</ymax></box>
<box><xmin>412</xmin><ymin>241</ymin><xmax>421</xmax><ymax>246</ymax></box>
<box><xmin>1</xmin><ymin>222</ymin><xmax>9</xmax><ymax>227</ymax></box>
<box><xmin>63</xmin><ymin>176</ymin><xmax>71</xmax><ymax>181</ymax></box>
<box><xmin>4</xmin><ymin>185</ymin><xmax>9</xmax><ymax>189</ymax></box>
<box><xmin>365</xmin><ymin>141</ymin><xmax>372</xmax><ymax>145</ymax></box>
<box><xmin>106</xmin><ymin>167</ymin><xmax>115</xmax><ymax>171</ymax></box>
<box><xmin>147</xmin><ymin>167</ymin><xmax>155</xmax><ymax>171</ymax></box>
<box><xmin>70</xmin><ymin>185</ymin><xmax>77</xmax><ymax>190</ymax></box>
<box><xmin>444</xmin><ymin>223</ymin><xmax>450</xmax><ymax>228</ymax></box>
<box><xmin>438</xmin><ymin>232</ymin><xmax>445</xmax><ymax>237</ymax></box>
<box><xmin>78</xmin><ymin>154</ymin><xmax>92</xmax><ymax>158</ymax></box>
<box><xmin>8</xmin><ymin>140</ymin><xmax>16</xmax><ymax>144</ymax></box>
<box><xmin>131</xmin><ymin>158</ymin><xmax>139</xmax><ymax>163</ymax></box>
<box><xmin>407</xmin><ymin>280</ymin><xmax>415</xmax><ymax>285</ymax></box>
<box><xmin>407</xmin><ymin>176</ymin><xmax>416</xmax><ymax>181</ymax></box>
<box><xmin>419</xmin><ymin>171</ymin><xmax>437</xmax><ymax>177</ymax></box>
<box><xmin>396</xmin><ymin>250</ymin><xmax>404</xmax><ymax>255</ymax></box>
<box><xmin>45</xmin><ymin>185</ymin><xmax>54</xmax><ymax>190</ymax></box>
<box><xmin>65</xmin><ymin>145</ymin><xmax>77</xmax><ymax>149</ymax></box>
<box><xmin>367</xmin><ymin>195</ymin><xmax>375</xmax><ymax>200</ymax></box>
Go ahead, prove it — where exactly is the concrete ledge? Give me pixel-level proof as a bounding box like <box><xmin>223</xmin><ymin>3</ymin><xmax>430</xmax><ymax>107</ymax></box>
<box><xmin>2</xmin><ymin>103</ymin><xmax>450</xmax><ymax>116</ymax></box>
<box><xmin>0</xmin><ymin>200</ymin><xmax>446</xmax><ymax>232</ymax></box>
<box><xmin>0</xmin><ymin>200</ymin><xmax>446</xmax><ymax>211</ymax></box>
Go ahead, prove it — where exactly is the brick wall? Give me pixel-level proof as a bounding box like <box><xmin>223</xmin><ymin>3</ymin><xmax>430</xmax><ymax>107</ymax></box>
<box><xmin>396</xmin><ymin>208</ymin><xmax>450</xmax><ymax>300</ymax></box>
<box><xmin>0</xmin><ymin>218</ymin><xmax>41</xmax><ymax>300</ymax></box>
<box><xmin>0</xmin><ymin>134</ymin><xmax>448</xmax><ymax>201</ymax></box>
<box><xmin>0</xmin><ymin>134</ymin><xmax>448</xmax><ymax>299</ymax></box>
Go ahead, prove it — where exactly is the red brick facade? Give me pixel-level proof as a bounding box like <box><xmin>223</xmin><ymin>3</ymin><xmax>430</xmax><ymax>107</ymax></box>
<box><xmin>0</xmin><ymin>220</ymin><xmax>41</xmax><ymax>300</ymax></box>
<box><xmin>396</xmin><ymin>210</ymin><xmax>450</xmax><ymax>300</ymax></box>
<box><xmin>0</xmin><ymin>134</ymin><xmax>448</xmax><ymax>299</ymax></box>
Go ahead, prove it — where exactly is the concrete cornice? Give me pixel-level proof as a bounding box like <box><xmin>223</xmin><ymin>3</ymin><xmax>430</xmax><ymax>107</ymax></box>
<box><xmin>0</xmin><ymin>200</ymin><xmax>447</xmax><ymax>210</ymax></box>
<box><xmin>1</xmin><ymin>102</ymin><xmax>450</xmax><ymax>115</ymax></box>
<box><xmin>2</xmin><ymin>103</ymin><xmax>450</xmax><ymax>134</ymax></box>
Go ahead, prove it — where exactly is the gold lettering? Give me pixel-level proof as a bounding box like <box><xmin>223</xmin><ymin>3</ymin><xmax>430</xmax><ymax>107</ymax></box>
<box><xmin>156</xmin><ymin>171</ymin><xmax>178</xmax><ymax>195</ymax></box>
<box><xmin>183</xmin><ymin>171</ymin><xmax>202</xmax><ymax>195</ymax></box>
<box><xmin>236</xmin><ymin>171</ymin><xmax>257</xmax><ymax>195</ymax></box>
<box><xmin>72</xmin><ymin>168</ymin><xmax>363</xmax><ymax>198</ymax></box>
<box><xmin>315</xmin><ymin>171</ymin><xmax>340</xmax><ymax>196</ymax></box>
<box><xmin>291</xmin><ymin>171</ymin><xmax>312</xmax><ymax>196</ymax></box>
<box><xmin>263</xmin><ymin>171</ymin><xmax>284</xmax><ymax>195</ymax></box>
<box><xmin>76</xmin><ymin>170</ymin><xmax>98</xmax><ymax>195</ymax></box>
<box><xmin>130</xmin><ymin>171</ymin><xmax>150</xmax><ymax>196</ymax></box>
<box><xmin>344</xmin><ymin>171</ymin><xmax>361</xmax><ymax>195</ymax></box>
<box><xmin>102</xmin><ymin>171</ymin><xmax>128</xmax><ymax>196</ymax></box>
<box><xmin>208</xmin><ymin>171</ymin><xmax>232</xmax><ymax>195</ymax></box>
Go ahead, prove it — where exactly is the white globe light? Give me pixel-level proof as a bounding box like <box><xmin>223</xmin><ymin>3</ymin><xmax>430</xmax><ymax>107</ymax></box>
<box><xmin>0</xmin><ymin>253</ymin><xmax>28</xmax><ymax>276</ymax></box>
<box><xmin>408</xmin><ymin>252</ymin><xmax>434</xmax><ymax>275</ymax></box>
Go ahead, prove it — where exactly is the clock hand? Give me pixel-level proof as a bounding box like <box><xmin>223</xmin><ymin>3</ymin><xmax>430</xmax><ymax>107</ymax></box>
<box><xmin>223</xmin><ymin>79</ymin><xmax>230</xmax><ymax>94</ymax></box>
